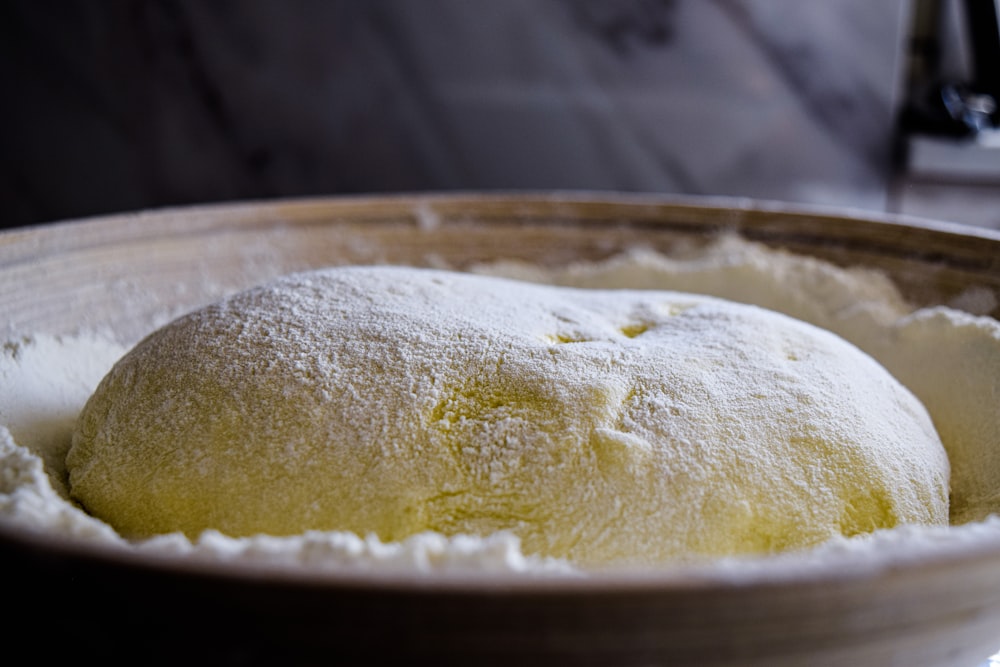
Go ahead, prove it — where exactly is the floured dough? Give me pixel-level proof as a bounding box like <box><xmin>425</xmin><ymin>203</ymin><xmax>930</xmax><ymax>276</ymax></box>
<box><xmin>67</xmin><ymin>266</ymin><xmax>950</xmax><ymax>566</ymax></box>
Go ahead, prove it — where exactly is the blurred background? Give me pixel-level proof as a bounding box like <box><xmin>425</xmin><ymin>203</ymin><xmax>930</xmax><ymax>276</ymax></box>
<box><xmin>1</xmin><ymin>0</ymin><xmax>998</xmax><ymax>230</ymax></box>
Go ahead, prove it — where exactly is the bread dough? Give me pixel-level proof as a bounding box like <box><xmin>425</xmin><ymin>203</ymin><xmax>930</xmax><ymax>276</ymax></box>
<box><xmin>67</xmin><ymin>267</ymin><xmax>950</xmax><ymax>566</ymax></box>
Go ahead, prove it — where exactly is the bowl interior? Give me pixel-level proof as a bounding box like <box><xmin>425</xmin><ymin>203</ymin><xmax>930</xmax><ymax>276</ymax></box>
<box><xmin>3</xmin><ymin>193</ymin><xmax>1000</xmax><ymax>666</ymax></box>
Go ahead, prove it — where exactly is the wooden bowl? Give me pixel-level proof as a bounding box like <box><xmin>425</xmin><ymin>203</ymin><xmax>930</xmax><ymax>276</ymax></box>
<box><xmin>2</xmin><ymin>193</ymin><xmax>999</xmax><ymax>666</ymax></box>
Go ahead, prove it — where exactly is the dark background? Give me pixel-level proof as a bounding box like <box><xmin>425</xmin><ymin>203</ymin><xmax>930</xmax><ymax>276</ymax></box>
<box><xmin>2</xmin><ymin>0</ymin><xmax>998</xmax><ymax>230</ymax></box>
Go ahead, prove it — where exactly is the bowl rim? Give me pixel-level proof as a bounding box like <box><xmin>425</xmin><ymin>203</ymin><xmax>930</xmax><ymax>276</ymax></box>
<box><xmin>4</xmin><ymin>516</ymin><xmax>1000</xmax><ymax>594</ymax></box>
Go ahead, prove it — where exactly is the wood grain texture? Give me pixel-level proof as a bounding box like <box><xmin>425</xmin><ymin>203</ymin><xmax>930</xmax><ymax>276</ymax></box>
<box><xmin>2</xmin><ymin>193</ymin><xmax>999</xmax><ymax>665</ymax></box>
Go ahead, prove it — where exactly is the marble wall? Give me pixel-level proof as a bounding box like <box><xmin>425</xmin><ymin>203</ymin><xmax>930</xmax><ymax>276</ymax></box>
<box><xmin>0</xmin><ymin>0</ymin><xmax>956</xmax><ymax>228</ymax></box>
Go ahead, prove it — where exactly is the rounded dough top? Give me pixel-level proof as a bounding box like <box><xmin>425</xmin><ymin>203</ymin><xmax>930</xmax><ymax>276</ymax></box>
<box><xmin>67</xmin><ymin>266</ymin><xmax>950</xmax><ymax>566</ymax></box>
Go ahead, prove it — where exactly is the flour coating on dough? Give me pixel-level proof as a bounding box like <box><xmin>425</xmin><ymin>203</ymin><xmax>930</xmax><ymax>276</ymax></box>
<box><xmin>67</xmin><ymin>267</ymin><xmax>950</xmax><ymax>566</ymax></box>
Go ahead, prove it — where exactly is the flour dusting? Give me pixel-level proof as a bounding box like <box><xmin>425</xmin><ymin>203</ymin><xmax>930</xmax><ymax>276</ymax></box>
<box><xmin>1</xmin><ymin>236</ymin><xmax>998</xmax><ymax>576</ymax></box>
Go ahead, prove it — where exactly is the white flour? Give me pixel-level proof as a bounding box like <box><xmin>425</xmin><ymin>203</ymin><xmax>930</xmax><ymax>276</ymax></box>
<box><xmin>1</xmin><ymin>236</ymin><xmax>998</xmax><ymax>576</ymax></box>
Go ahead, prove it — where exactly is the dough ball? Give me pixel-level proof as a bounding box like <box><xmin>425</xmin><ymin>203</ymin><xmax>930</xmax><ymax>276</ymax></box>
<box><xmin>67</xmin><ymin>267</ymin><xmax>950</xmax><ymax>566</ymax></box>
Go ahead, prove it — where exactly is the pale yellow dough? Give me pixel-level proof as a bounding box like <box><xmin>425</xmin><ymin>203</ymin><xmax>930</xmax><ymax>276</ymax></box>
<box><xmin>67</xmin><ymin>267</ymin><xmax>950</xmax><ymax>566</ymax></box>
